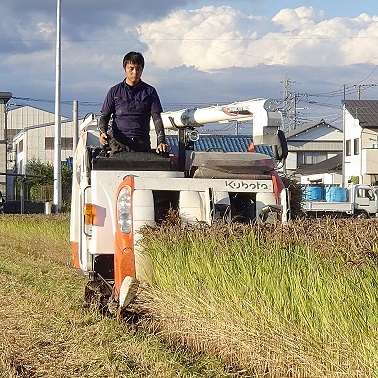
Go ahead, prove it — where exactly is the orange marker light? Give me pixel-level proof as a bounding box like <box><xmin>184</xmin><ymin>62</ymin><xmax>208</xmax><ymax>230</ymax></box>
<box><xmin>83</xmin><ymin>203</ymin><xmax>96</xmax><ymax>225</ymax></box>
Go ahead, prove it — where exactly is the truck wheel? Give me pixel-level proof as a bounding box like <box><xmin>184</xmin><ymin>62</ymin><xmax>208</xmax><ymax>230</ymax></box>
<box><xmin>356</xmin><ymin>211</ymin><xmax>369</xmax><ymax>219</ymax></box>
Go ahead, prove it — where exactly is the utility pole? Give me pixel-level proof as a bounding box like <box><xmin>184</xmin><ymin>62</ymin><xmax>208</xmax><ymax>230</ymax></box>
<box><xmin>281</xmin><ymin>74</ymin><xmax>296</xmax><ymax>132</ymax></box>
<box><xmin>73</xmin><ymin>100</ymin><xmax>78</xmax><ymax>152</ymax></box>
<box><xmin>356</xmin><ymin>85</ymin><xmax>361</xmax><ymax>100</ymax></box>
<box><xmin>53</xmin><ymin>0</ymin><xmax>62</xmax><ymax>212</ymax></box>
<box><xmin>353</xmin><ymin>84</ymin><xmax>378</xmax><ymax>100</ymax></box>
<box><xmin>0</xmin><ymin>92</ymin><xmax>12</xmax><ymax>201</ymax></box>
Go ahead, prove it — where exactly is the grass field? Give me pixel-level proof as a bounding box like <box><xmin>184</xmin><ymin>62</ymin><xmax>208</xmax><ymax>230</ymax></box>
<box><xmin>0</xmin><ymin>214</ymin><xmax>378</xmax><ymax>377</ymax></box>
<box><xmin>140</xmin><ymin>217</ymin><xmax>378</xmax><ymax>377</ymax></box>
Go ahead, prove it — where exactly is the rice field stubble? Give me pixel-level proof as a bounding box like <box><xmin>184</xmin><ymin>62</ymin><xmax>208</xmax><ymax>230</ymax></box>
<box><xmin>0</xmin><ymin>214</ymin><xmax>235</xmax><ymax>378</ymax></box>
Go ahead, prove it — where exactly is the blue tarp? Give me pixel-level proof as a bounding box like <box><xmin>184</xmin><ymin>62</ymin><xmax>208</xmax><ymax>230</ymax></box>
<box><xmin>166</xmin><ymin>135</ymin><xmax>273</xmax><ymax>157</ymax></box>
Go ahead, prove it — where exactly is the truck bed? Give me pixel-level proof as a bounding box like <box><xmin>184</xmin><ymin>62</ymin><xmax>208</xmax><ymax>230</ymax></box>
<box><xmin>302</xmin><ymin>201</ymin><xmax>354</xmax><ymax>213</ymax></box>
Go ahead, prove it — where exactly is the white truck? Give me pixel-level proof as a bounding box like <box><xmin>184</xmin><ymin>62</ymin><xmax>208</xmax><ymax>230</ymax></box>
<box><xmin>301</xmin><ymin>184</ymin><xmax>378</xmax><ymax>219</ymax></box>
<box><xmin>69</xmin><ymin>98</ymin><xmax>290</xmax><ymax>313</ymax></box>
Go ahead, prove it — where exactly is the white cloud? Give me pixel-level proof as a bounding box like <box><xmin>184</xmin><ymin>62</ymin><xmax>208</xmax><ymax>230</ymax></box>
<box><xmin>138</xmin><ymin>6</ymin><xmax>378</xmax><ymax>70</ymax></box>
<box><xmin>139</xmin><ymin>6</ymin><xmax>269</xmax><ymax>70</ymax></box>
<box><xmin>272</xmin><ymin>6</ymin><xmax>325</xmax><ymax>31</ymax></box>
<box><xmin>2</xmin><ymin>2</ymin><xmax>378</xmax><ymax>123</ymax></box>
<box><xmin>37</xmin><ymin>22</ymin><xmax>55</xmax><ymax>36</ymax></box>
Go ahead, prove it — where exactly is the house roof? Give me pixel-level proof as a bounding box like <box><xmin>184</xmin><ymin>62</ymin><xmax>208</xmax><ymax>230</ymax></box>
<box><xmin>343</xmin><ymin>100</ymin><xmax>378</xmax><ymax>127</ymax></box>
<box><xmin>285</xmin><ymin>119</ymin><xmax>341</xmax><ymax>139</ymax></box>
<box><xmin>9</xmin><ymin>104</ymin><xmax>49</xmax><ymax>113</ymax></box>
<box><xmin>295</xmin><ymin>153</ymin><xmax>342</xmax><ymax>175</ymax></box>
<box><xmin>165</xmin><ymin>135</ymin><xmax>274</xmax><ymax>157</ymax></box>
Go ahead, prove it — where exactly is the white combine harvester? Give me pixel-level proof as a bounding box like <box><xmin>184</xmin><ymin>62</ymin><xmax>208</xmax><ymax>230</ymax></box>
<box><xmin>69</xmin><ymin>98</ymin><xmax>290</xmax><ymax>312</ymax></box>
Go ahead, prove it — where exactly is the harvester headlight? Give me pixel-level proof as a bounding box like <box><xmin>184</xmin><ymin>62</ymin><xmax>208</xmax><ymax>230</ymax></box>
<box><xmin>117</xmin><ymin>186</ymin><xmax>132</xmax><ymax>234</ymax></box>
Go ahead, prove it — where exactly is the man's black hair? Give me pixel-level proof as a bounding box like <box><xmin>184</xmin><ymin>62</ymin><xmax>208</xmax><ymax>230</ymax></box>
<box><xmin>123</xmin><ymin>51</ymin><xmax>145</xmax><ymax>69</ymax></box>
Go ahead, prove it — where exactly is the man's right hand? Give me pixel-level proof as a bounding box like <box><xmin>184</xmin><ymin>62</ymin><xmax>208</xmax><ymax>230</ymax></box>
<box><xmin>99</xmin><ymin>132</ymin><xmax>108</xmax><ymax>145</ymax></box>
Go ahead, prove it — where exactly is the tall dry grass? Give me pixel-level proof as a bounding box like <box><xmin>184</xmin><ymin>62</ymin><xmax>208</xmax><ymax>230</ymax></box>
<box><xmin>140</xmin><ymin>217</ymin><xmax>378</xmax><ymax>377</ymax></box>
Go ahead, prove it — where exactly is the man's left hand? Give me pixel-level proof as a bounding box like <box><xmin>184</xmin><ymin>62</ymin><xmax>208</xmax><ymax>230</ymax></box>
<box><xmin>156</xmin><ymin>143</ymin><xmax>170</xmax><ymax>154</ymax></box>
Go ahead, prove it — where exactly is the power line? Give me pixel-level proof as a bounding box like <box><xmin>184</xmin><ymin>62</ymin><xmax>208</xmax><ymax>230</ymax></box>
<box><xmin>354</xmin><ymin>65</ymin><xmax>378</xmax><ymax>84</ymax></box>
<box><xmin>3</xmin><ymin>35</ymin><xmax>378</xmax><ymax>43</ymax></box>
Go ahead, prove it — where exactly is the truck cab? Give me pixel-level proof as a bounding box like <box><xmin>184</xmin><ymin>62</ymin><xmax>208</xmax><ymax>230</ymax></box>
<box><xmin>352</xmin><ymin>184</ymin><xmax>378</xmax><ymax>218</ymax></box>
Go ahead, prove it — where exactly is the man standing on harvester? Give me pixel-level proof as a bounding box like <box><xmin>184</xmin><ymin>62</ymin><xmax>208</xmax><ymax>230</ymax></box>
<box><xmin>98</xmin><ymin>51</ymin><xmax>170</xmax><ymax>156</ymax></box>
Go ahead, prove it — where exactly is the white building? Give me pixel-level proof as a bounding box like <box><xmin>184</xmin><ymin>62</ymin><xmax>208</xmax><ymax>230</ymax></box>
<box><xmin>342</xmin><ymin>100</ymin><xmax>378</xmax><ymax>186</ymax></box>
<box><xmin>7</xmin><ymin>106</ymin><xmax>98</xmax><ymax>173</ymax></box>
<box><xmin>8</xmin><ymin>105</ymin><xmax>71</xmax><ymax>173</ymax></box>
<box><xmin>5</xmin><ymin>105</ymin><xmax>99</xmax><ymax>201</ymax></box>
<box><xmin>284</xmin><ymin>119</ymin><xmax>343</xmax><ymax>175</ymax></box>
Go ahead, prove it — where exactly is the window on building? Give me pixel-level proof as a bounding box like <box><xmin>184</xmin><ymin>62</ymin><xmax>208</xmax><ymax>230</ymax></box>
<box><xmin>371</xmin><ymin>175</ymin><xmax>378</xmax><ymax>186</ymax></box>
<box><xmin>18</xmin><ymin>140</ymin><xmax>23</xmax><ymax>153</ymax></box>
<box><xmin>297</xmin><ymin>151</ymin><xmax>328</xmax><ymax>166</ymax></box>
<box><xmin>346</xmin><ymin>139</ymin><xmax>351</xmax><ymax>156</ymax></box>
<box><xmin>354</xmin><ymin>138</ymin><xmax>359</xmax><ymax>155</ymax></box>
<box><xmin>45</xmin><ymin>137</ymin><xmax>73</xmax><ymax>150</ymax></box>
<box><xmin>62</xmin><ymin>137</ymin><xmax>73</xmax><ymax>150</ymax></box>
<box><xmin>45</xmin><ymin>137</ymin><xmax>54</xmax><ymax>150</ymax></box>
<box><xmin>17</xmin><ymin>139</ymin><xmax>24</xmax><ymax>153</ymax></box>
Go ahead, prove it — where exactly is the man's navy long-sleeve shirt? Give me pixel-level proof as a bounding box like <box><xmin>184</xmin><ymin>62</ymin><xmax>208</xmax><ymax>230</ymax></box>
<box><xmin>99</xmin><ymin>80</ymin><xmax>163</xmax><ymax>143</ymax></box>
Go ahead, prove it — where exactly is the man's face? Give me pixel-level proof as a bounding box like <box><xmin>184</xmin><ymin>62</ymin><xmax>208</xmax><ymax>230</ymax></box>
<box><xmin>124</xmin><ymin>62</ymin><xmax>143</xmax><ymax>86</ymax></box>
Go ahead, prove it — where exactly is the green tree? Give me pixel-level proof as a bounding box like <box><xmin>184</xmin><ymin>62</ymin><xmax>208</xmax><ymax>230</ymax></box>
<box><xmin>16</xmin><ymin>159</ymin><xmax>72</xmax><ymax>212</ymax></box>
<box><xmin>15</xmin><ymin>159</ymin><xmax>53</xmax><ymax>201</ymax></box>
<box><xmin>349</xmin><ymin>176</ymin><xmax>359</xmax><ymax>184</ymax></box>
<box><xmin>61</xmin><ymin>163</ymin><xmax>73</xmax><ymax>212</ymax></box>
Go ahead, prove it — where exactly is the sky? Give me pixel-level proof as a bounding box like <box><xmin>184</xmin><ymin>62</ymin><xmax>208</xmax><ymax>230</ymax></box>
<box><xmin>1</xmin><ymin>0</ymin><xmax>378</xmax><ymax>132</ymax></box>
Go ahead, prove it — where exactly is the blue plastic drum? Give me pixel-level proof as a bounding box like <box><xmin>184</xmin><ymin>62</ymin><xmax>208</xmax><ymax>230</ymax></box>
<box><xmin>325</xmin><ymin>186</ymin><xmax>348</xmax><ymax>202</ymax></box>
<box><xmin>302</xmin><ymin>186</ymin><xmax>323</xmax><ymax>201</ymax></box>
